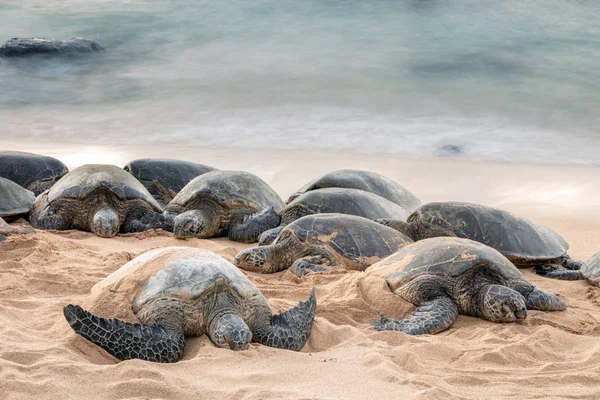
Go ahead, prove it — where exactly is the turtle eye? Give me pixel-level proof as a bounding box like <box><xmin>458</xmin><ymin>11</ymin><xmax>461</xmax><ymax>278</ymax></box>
<box><xmin>47</xmin><ymin>208</ymin><xmax>55</xmax><ymax>216</ymax></box>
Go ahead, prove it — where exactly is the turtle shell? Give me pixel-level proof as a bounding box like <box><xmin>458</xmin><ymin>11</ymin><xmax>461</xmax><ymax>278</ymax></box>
<box><xmin>133</xmin><ymin>248</ymin><xmax>262</xmax><ymax>312</ymax></box>
<box><xmin>410</xmin><ymin>202</ymin><xmax>568</xmax><ymax>262</ymax></box>
<box><xmin>0</xmin><ymin>151</ymin><xmax>68</xmax><ymax>195</ymax></box>
<box><xmin>124</xmin><ymin>158</ymin><xmax>217</xmax><ymax>204</ymax></box>
<box><xmin>287</xmin><ymin>169</ymin><xmax>421</xmax><ymax>211</ymax></box>
<box><xmin>170</xmin><ymin>170</ymin><xmax>284</xmax><ymax>212</ymax></box>
<box><xmin>282</xmin><ymin>213</ymin><xmax>413</xmax><ymax>270</ymax></box>
<box><xmin>47</xmin><ymin>164</ymin><xmax>161</xmax><ymax>210</ymax></box>
<box><xmin>282</xmin><ymin>188</ymin><xmax>413</xmax><ymax>224</ymax></box>
<box><xmin>0</xmin><ymin>177</ymin><xmax>35</xmax><ymax>218</ymax></box>
<box><xmin>581</xmin><ymin>252</ymin><xmax>600</xmax><ymax>287</ymax></box>
<box><xmin>366</xmin><ymin>237</ymin><xmax>524</xmax><ymax>292</ymax></box>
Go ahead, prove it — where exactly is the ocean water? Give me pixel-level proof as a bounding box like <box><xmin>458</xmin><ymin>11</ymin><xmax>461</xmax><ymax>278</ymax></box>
<box><xmin>0</xmin><ymin>0</ymin><xmax>598</xmax><ymax>164</ymax></box>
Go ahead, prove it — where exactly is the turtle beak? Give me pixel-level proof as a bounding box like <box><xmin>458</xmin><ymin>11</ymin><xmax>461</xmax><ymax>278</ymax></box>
<box><xmin>91</xmin><ymin>207</ymin><xmax>120</xmax><ymax>238</ymax></box>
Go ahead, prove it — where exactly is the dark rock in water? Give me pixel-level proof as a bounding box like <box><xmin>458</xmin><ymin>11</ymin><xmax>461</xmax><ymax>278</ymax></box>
<box><xmin>435</xmin><ymin>144</ymin><xmax>463</xmax><ymax>156</ymax></box>
<box><xmin>0</xmin><ymin>37</ymin><xmax>104</xmax><ymax>57</ymax></box>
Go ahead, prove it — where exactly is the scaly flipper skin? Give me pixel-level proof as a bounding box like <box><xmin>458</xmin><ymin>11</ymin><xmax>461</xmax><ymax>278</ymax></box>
<box><xmin>478</xmin><ymin>285</ymin><xmax>527</xmax><ymax>322</ymax></box>
<box><xmin>123</xmin><ymin>212</ymin><xmax>174</xmax><ymax>233</ymax></box>
<box><xmin>561</xmin><ymin>255</ymin><xmax>583</xmax><ymax>270</ymax></box>
<box><xmin>289</xmin><ymin>256</ymin><xmax>339</xmax><ymax>277</ymax></box>
<box><xmin>228</xmin><ymin>206</ymin><xmax>282</xmax><ymax>243</ymax></box>
<box><xmin>63</xmin><ymin>305</ymin><xmax>185</xmax><ymax>363</ymax></box>
<box><xmin>258</xmin><ymin>226</ymin><xmax>284</xmax><ymax>246</ymax></box>
<box><xmin>533</xmin><ymin>265</ymin><xmax>584</xmax><ymax>280</ymax></box>
<box><xmin>525</xmin><ymin>287</ymin><xmax>566</xmax><ymax>311</ymax></box>
<box><xmin>253</xmin><ymin>288</ymin><xmax>316</xmax><ymax>351</ymax></box>
<box><xmin>372</xmin><ymin>297</ymin><xmax>459</xmax><ymax>335</ymax></box>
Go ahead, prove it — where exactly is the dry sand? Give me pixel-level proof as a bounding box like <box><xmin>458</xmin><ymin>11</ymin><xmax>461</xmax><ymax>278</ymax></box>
<box><xmin>1</xmin><ymin>144</ymin><xmax>600</xmax><ymax>399</ymax></box>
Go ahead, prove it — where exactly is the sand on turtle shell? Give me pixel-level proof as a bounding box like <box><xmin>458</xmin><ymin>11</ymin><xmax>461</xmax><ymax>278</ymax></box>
<box><xmin>1</xmin><ymin>148</ymin><xmax>600</xmax><ymax>399</ymax></box>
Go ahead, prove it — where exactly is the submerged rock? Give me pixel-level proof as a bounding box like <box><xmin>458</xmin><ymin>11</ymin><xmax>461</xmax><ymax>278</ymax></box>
<box><xmin>0</xmin><ymin>37</ymin><xmax>104</xmax><ymax>57</ymax></box>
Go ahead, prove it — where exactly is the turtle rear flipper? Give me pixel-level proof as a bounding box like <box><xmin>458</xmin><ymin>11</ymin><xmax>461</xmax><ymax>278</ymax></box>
<box><xmin>372</xmin><ymin>297</ymin><xmax>458</xmax><ymax>335</ymax></box>
<box><xmin>63</xmin><ymin>304</ymin><xmax>184</xmax><ymax>363</ymax></box>
<box><xmin>534</xmin><ymin>264</ymin><xmax>584</xmax><ymax>280</ymax></box>
<box><xmin>253</xmin><ymin>288</ymin><xmax>316</xmax><ymax>351</ymax></box>
<box><xmin>561</xmin><ymin>255</ymin><xmax>583</xmax><ymax>270</ymax></box>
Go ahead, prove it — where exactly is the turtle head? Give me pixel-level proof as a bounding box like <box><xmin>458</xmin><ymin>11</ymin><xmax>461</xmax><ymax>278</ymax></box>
<box><xmin>228</xmin><ymin>206</ymin><xmax>282</xmax><ymax>243</ymax></box>
<box><xmin>91</xmin><ymin>207</ymin><xmax>120</xmax><ymax>238</ymax></box>
<box><xmin>173</xmin><ymin>209</ymin><xmax>216</xmax><ymax>239</ymax></box>
<box><xmin>234</xmin><ymin>246</ymin><xmax>271</xmax><ymax>273</ymax></box>
<box><xmin>209</xmin><ymin>313</ymin><xmax>252</xmax><ymax>351</ymax></box>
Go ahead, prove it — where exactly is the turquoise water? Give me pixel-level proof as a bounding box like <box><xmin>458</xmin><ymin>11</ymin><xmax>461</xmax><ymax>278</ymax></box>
<box><xmin>0</xmin><ymin>0</ymin><xmax>599</xmax><ymax>163</ymax></box>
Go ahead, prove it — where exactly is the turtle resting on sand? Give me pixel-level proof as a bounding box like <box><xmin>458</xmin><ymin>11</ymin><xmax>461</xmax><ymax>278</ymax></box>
<box><xmin>0</xmin><ymin>151</ymin><xmax>68</xmax><ymax>195</ymax></box>
<box><xmin>376</xmin><ymin>201</ymin><xmax>582</xmax><ymax>280</ymax></box>
<box><xmin>367</xmin><ymin>237</ymin><xmax>566</xmax><ymax>335</ymax></box>
<box><xmin>0</xmin><ymin>37</ymin><xmax>104</xmax><ymax>57</ymax></box>
<box><xmin>164</xmin><ymin>170</ymin><xmax>284</xmax><ymax>242</ymax></box>
<box><xmin>30</xmin><ymin>164</ymin><xmax>169</xmax><ymax>237</ymax></box>
<box><xmin>0</xmin><ymin>177</ymin><xmax>36</xmax><ymax>240</ymax></box>
<box><xmin>238</xmin><ymin>188</ymin><xmax>415</xmax><ymax>246</ymax></box>
<box><xmin>124</xmin><ymin>158</ymin><xmax>217</xmax><ymax>206</ymax></box>
<box><xmin>235</xmin><ymin>214</ymin><xmax>413</xmax><ymax>277</ymax></box>
<box><xmin>286</xmin><ymin>169</ymin><xmax>421</xmax><ymax>211</ymax></box>
<box><xmin>575</xmin><ymin>252</ymin><xmax>600</xmax><ymax>286</ymax></box>
<box><xmin>63</xmin><ymin>247</ymin><xmax>316</xmax><ymax>362</ymax></box>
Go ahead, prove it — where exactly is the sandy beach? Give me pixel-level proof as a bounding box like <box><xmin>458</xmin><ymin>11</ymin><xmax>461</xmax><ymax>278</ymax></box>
<box><xmin>1</xmin><ymin>144</ymin><xmax>600</xmax><ymax>400</ymax></box>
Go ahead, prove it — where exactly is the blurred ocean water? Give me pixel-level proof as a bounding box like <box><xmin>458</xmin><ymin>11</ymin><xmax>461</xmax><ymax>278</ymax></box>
<box><xmin>0</xmin><ymin>0</ymin><xmax>598</xmax><ymax>163</ymax></box>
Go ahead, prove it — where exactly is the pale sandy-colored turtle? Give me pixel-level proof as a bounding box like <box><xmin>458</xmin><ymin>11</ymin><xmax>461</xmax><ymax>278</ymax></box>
<box><xmin>30</xmin><ymin>164</ymin><xmax>168</xmax><ymax>237</ymax></box>
<box><xmin>377</xmin><ymin>201</ymin><xmax>582</xmax><ymax>279</ymax></box>
<box><xmin>164</xmin><ymin>170</ymin><xmax>284</xmax><ymax>242</ymax></box>
<box><xmin>235</xmin><ymin>214</ymin><xmax>413</xmax><ymax>277</ymax></box>
<box><xmin>579</xmin><ymin>252</ymin><xmax>600</xmax><ymax>286</ymax></box>
<box><xmin>64</xmin><ymin>247</ymin><xmax>316</xmax><ymax>362</ymax></box>
<box><xmin>367</xmin><ymin>237</ymin><xmax>566</xmax><ymax>335</ymax></box>
<box><xmin>0</xmin><ymin>176</ymin><xmax>36</xmax><ymax>241</ymax></box>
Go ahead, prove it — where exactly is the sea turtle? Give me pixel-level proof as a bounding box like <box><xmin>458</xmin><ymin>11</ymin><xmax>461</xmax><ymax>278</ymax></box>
<box><xmin>286</xmin><ymin>169</ymin><xmax>421</xmax><ymax>212</ymax></box>
<box><xmin>0</xmin><ymin>177</ymin><xmax>36</xmax><ymax>240</ymax></box>
<box><xmin>237</xmin><ymin>188</ymin><xmax>415</xmax><ymax>246</ymax></box>
<box><xmin>0</xmin><ymin>151</ymin><xmax>68</xmax><ymax>195</ymax></box>
<box><xmin>124</xmin><ymin>158</ymin><xmax>217</xmax><ymax>206</ymax></box>
<box><xmin>164</xmin><ymin>170</ymin><xmax>284</xmax><ymax>242</ymax></box>
<box><xmin>63</xmin><ymin>247</ymin><xmax>316</xmax><ymax>362</ymax></box>
<box><xmin>30</xmin><ymin>164</ymin><xmax>169</xmax><ymax>238</ymax></box>
<box><xmin>235</xmin><ymin>214</ymin><xmax>413</xmax><ymax>277</ymax></box>
<box><xmin>367</xmin><ymin>237</ymin><xmax>566</xmax><ymax>335</ymax></box>
<box><xmin>0</xmin><ymin>37</ymin><xmax>104</xmax><ymax>57</ymax></box>
<box><xmin>377</xmin><ymin>201</ymin><xmax>582</xmax><ymax>280</ymax></box>
<box><xmin>579</xmin><ymin>252</ymin><xmax>600</xmax><ymax>286</ymax></box>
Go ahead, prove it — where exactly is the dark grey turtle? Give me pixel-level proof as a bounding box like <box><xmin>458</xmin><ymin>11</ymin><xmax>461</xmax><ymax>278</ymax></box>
<box><xmin>580</xmin><ymin>252</ymin><xmax>600</xmax><ymax>287</ymax></box>
<box><xmin>377</xmin><ymin>201</ymin><xmax>582</xmax><ymax>280</ymax></box>
<box><xmin>63</xmin><ymin>247</ymin><xmax>316</xmax><ymax>362</ymax></box>
<box><xmin>0</xmin><ymin>177</ymin><xmax>36</xmax><ymax>240</ymax></box>
<box><xmin>0</xmin><ymin>151</ymin><xmax>68</xmax><ymax>195</ymax></box>
<box><xmin>235</xmin><ymin>214</ymin><xmax>413</xmax><ymax>277</ymax></box>
<box><xmin>0</xmin><ymin>37</ymin><xmax>104</xmax><ymax>57</ymax></box>
<box><xmin>238</xmin><ymin>188</ymin><xmax>414</xmax><ymax>246</ymax></box>
<box><xmin>124</xmin><ymin>158</ymin><xmax>218</xmax><ymax>207</ymax></box>
<box><xmin>164</xmin><ymin>170</ymin><xmax>284</xmax><ymax>242</ymax></box>
<box><xmin>367</xmin><ymin>237</ymin><xmax>566</xmax><ymax>335</ymax></box>
<box><xmin>30</xmin><ymin>164</ymin><xmax>169</xmax><ymax>238</ymax></box>
<box><xmin>286</xmin><ymin>169</ymin><xmax>421</xmax><ymax>212</ymax></box>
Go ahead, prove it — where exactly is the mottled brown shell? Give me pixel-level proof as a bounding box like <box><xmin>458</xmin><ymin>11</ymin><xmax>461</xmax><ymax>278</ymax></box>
<box><xmin>366</xmin><ymin>237</ymin><xmax>525</xmax><ymax>292</ymax></box>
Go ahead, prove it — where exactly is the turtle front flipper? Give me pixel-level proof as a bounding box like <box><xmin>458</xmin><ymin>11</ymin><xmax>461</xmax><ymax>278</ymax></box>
<box><xmin>533</xmin><ymin>264</ymin><xmax>584</xmax><ymax>280</ymax></box>
<box><xmin>258</xmin><ymin>226</ymin><xmax>284</xmax><ymax>246</ymax></box>
<box><xmin>252</xmin><ymin>289</ymin><xmax>316</xmax><ymax>351</ymax></box>
<box><xmin>525</xmin><ymin>287</ymin><xmax>566</xmax><ymax>311</ymax></box>
<box><xmin>289</xmin><ymin>255</ymin><xmax>344</xmax><ymax>277</ymax></box>
<box><xmin>561</xmin><ymin>255</ymin><xmax>583</xmax><ymax>270</ymax></box>
<box><xmin>63</xmin><ymin>304</ymin><xmax>185</xmax><ymax>363</ymax></box>
<box><xmin>228</xmin><ymin>206</ymin><xmax>282</xmax><ymax>243</ymax></box>
<box><xmin>372</xmin><ymin>297</ymin><xmax>458</xmax><ymax>335</ymax></box>
<box><xmin>122</xmin><ymin>211</ymin><xmax>174</xmax><ymax>233</ymax></box>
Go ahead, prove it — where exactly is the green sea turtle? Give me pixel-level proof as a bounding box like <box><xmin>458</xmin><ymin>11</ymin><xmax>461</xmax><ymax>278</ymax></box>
<box><xmin>235</xmin><ymin>214</ymin><xmax>413</xmax><ymax>277</ymax></box>
<box><xmin>0</xmin><ymin>37</ymin><xmax>104</xmax><ymax>57</ymax></box>
<box><xmin>367</xmin><ymin>237</ymin><xmax>566</xmax><ymax>335</ymax></box>
<box><xmin>164</xmin><ymin>170</ymin><xmax>284</xmax><ymax>242</ymax></box>
<box><xmin>124</xmin><ymin>158</ymin><xmax>217</xmax><ymax>206</ymax></box>
<box><xmin>0</xmin><ymin>151</ymin><xmax>68</xmax><ymax>195</ymax></box>
<box><xmin>63</xmin><ymin>247</ymin><xmax>316</xmax><ymax>362</ymax></box>
<box><xmin>286</xmin><ymin>169</ymin><xmax>421</xmax><ymax>211</ymax></box>
<box><xmin>578</xmin><ymin>252</ymin><xmax>600</xmax><ymax>286</ymax></box>
<box><xmin>238</xmin><ymin>187</ymin><xmax>415</xmax><ymax>246</ymax></box>
<box><xmin>377</xmin><ymin>201</ymin><xmax>582</xmax><ymax>279</ymax></box>
<box><xmin>0</xmin><ymin>176</ymin><xmax>36</xmax><ymax>240</ymax></box>
<box><xmin>30</xmin><ymin>164</ymin><xmax>169</xmax><ymax>238</ymax></box>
